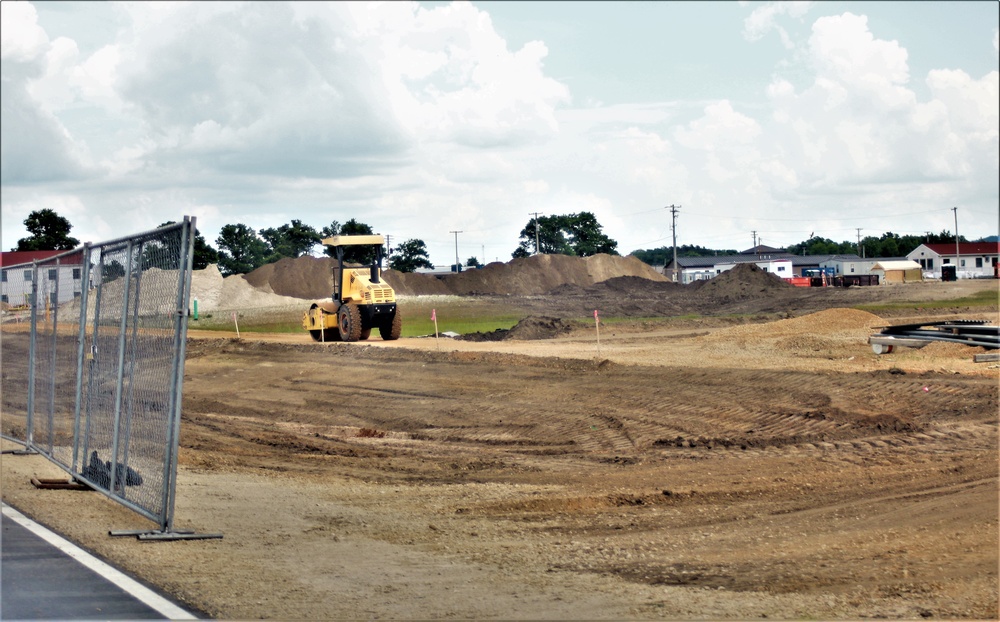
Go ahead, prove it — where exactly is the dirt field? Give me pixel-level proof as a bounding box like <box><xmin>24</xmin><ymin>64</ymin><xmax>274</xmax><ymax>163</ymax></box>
<box><xmin>2</xmin><ymin>273</ymin><xmax>998</xmax><ymax>620</ymax></box>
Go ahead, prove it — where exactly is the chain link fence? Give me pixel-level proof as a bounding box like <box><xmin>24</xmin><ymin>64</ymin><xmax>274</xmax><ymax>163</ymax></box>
<box><xmin>1</xmin><ymin>218</ymin><xmax>211</xmax><ymax>538</ymax></box>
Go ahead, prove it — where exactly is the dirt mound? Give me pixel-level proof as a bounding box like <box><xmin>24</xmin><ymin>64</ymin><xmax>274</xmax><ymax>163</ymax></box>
<box><xmin>245</xmin><ymin>256</ymin><xmax>339</xmax><ymax>299</ymax></box>
<box><xmin>578</xmin><ymin>275</ymin><xmax>684</xmax><ymax>296</ymax></box>
<box><xmin>456</xmin><ymin>316</ymin><xmax>573</xmax><ymax>342</ymax></box>
<box><xmin>241</xmin><ymin>253</ymin><xmax>663</xmax><ymax>299</ymax></box>
<box><xmin>188</xmin><ymin>264</ymin><xmax>304</xmax><ymax>312</ymax></box>
<box><xmin>692</xmin><ymin>263</ymin><xmax>791</xmax><ymax>302</ymax></box>
<box><xmin>388</xmin><ymin>254</ymin><xmax>667</xmax><ymax>296</ymax></box>
<box><xmin>698</xmin><ymin>308</ymin><xmax>884</xmax><ymax>353</ymax></box>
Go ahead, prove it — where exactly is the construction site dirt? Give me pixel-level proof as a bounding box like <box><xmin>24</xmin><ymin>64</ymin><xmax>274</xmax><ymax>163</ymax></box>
<box><xmin>1</xmin><ymin>264</ymin><xmax>997</xmax><ymax>620</ymax></box>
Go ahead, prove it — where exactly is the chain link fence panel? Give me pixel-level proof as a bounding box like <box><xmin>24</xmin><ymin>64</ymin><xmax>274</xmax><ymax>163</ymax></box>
<box><xmin>1</xmin><ymin>218</ymin><xmax>197</xmax><ymax>534</ymax></box>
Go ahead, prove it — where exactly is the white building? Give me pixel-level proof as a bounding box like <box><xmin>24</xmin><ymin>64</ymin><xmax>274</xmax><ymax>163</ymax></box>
<box><xmin>1</xmin><ymin>250</ymin><xmax>85</xmax><ymax>308</ymax></box>
<box><xmin>906</xmin><ymin>242</ymin><xmax>999</xmax><ymax>279</ymax></box>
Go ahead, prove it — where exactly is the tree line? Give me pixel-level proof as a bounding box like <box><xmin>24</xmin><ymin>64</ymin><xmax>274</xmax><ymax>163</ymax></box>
<box><xmin>631</xmin><ymin>231</ymin><xmax>985</xmax><ymax>266</ymax></box>
<box><xmin>12</xmin><ymin>209</ymin><xmax>989</xmax><ymax>275</ymax></box>
<box><xmin>11</xmin><ymin>209</ymin><xmax>621</xmax><ymax>274</ymax></box>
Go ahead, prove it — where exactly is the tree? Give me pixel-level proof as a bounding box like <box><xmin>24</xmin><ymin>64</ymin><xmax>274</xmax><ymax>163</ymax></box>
<box><xmin>512</xmin><ymin>212</ymin><xmax>617</xmax><ymax>258</ymax></box>
<box><xmin>466</xmin><ymin>256</ymin><xmax>482</xmax><ymax>268</ymax></box>
<box><xmin>631</xmin><ymin>244</ymin><xmax>738</xmax><ymax>266</ymax></box>
<box><xmin>388</xmin><ymin>239</ymin><xmax>434</xmax><ymax>273</ymax></box>
<box><xmin>146</xmin><ymin>221</ymin><xmax>220</xmax><ymax>270</ymax></box>
<box><xmin>259</xmin><ymin>219</ymin><xmax>320</xmax><ymax>263</ymax></box>
<box><xmin>320</xmin><ymin>218</ymin><xmax>376</xmax><ymax>264</ymax></box>
<box><xmin>15</xmin><ymin>209</ymin><xmax>80</xmax><ymax>251</ymax></box>
<box><xmin>216</xmin><ymin>224</ymin><xmax>269</xmax><ymax>276</ymax></box>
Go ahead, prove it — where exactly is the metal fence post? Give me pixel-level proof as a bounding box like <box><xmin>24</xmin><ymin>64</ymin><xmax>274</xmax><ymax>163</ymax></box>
<box><xmin>72</xmin><ymin>244</ymin><xmax>93</xmax><ymax>472</ymax></box>
<box><xmin>25</xmin><ymin>262</ymin><xmax>39</xmax><ymax>447</ymax></box>
<box><xmin>161</xmin><ymin>216</ymin><xmax>194</xmax><ymax>532</ymax></box>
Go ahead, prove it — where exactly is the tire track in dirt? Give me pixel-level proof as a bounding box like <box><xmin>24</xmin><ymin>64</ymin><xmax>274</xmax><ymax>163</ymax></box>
<box><xmin>180</xmin><ymin>341</ymin><xmax>996</xmax><ymax>483</ymax></box>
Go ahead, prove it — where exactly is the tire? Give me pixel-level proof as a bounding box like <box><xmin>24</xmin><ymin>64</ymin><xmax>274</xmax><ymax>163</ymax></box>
<box><xmin>310</xmin><ymin>328</ymin><xmax>341</xmax><ymax>342</ymax></box>
<box><xmin>379</xmin><ymin>312</ymin><xmax>402</xmax><ymax>341</ymax></box>
<box><xmin>338</xmin><ymin>303</ymin><xmax>363</xmax><ymax>342</ymax></box>
<box><xmin>359</xmin><ymin>328</ymin><xmax>372</xmax><ymax>341</ymax></box>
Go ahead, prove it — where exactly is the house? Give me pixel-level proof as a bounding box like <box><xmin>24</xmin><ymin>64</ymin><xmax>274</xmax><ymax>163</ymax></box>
<box><xmin>871</xmin><ymin>260</ymin><xmax>923</xmax><ymax>284</ymax></box>
<box><xmin>906</xmin><ymin>242</ymin><xmax>1000</xmax><ymax>279</ymax></box>
<box><xmin>1</xmin><ymin>250</ymin><xmax>85</xmax><ymax>307</ymax></box>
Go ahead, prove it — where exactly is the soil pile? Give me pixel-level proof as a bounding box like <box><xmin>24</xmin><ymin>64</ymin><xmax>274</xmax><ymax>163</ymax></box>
<box><xmin>242</xmin><ymin>253</ymin><xmax>664</xmax><ymax>299</ymax></box>
<box><xmin>387</xmin><ymin>254</ymin><xmax>666</xmax><ymax>296</ymax></box>
<box><xmin>692</xmin><ymin>263</ymin><xmax>792</xmax><ymax>303</ymax></box>
<box><xmin>190</xmin><ymin>264</ymin><xmax>303</xmax><ymax>312</ymax></box>
<box><xmin>456</xmin><ymin>316</ymin><xmax>573</xmax><ymax>342</ymax></box>
<box><xmin>244</xmin><ymin>256</ymin><xmax>339</xmax><ymax>299</ymax></box>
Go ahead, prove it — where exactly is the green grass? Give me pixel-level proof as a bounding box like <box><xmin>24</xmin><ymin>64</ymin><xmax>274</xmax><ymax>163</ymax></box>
<box><xmin>188</xmin><ymin>299</ymin><xmax>524</xmax><ymax>337</ymax></box>
<box><xmin>854</xmin><ymin>288</ymin><xmax>998</xmax><ymax>313</ymax></box>
<box><xmin>398</xmin><ymin>302</ymin><xmax>521</xmax><ymax>337</ymax></box>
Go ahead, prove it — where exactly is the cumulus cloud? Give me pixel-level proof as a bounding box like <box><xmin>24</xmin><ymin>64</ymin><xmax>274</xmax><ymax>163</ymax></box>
<box><xmin>763</xmin><ymin>12</ymin><xmax>998</xmax><ymax>193</ymax></box>
<box><xmin>0</xmin><ymin>2</ymin><xmax>90</xmax><ymax>183</ymax></box>
<box><xmin>743</xmin><ymin>1</ymin><xmax>813</xmax><ymax>47</ymax></box>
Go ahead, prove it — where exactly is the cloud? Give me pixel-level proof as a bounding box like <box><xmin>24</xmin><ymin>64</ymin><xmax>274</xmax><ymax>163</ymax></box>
<box><xmin>762</xmin><ymin>12</ymin><xmax>998</xmax><ymax>194</ymax></box>
<box><xmin>743</xmin><ymin>1</ymin><xmax>813</xmax><ymax>47</ymax></box>
<box><xmin>0</xmin><ymin>2</ymin><xmax>90</xmax><ymax>183</ymax></box>
<box><xmin>0</xmin><ymin>1</ymin><xmax>48</xmax><ymax>63</ymax></box>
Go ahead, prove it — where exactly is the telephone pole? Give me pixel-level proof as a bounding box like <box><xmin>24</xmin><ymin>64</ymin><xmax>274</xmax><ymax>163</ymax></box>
<box><xmin>952</xmin><ymin>207</ymin><xmax>960</xmax><ymax>279</ymax></box>
<box><xmin>856</xmin><ymin>228</ymin><xmax>863</xmax><ymax>258</ymax></box>
<box><xmin>450</xmin><ymin>230</ymin><xmax>463</xmax><ymax>272</ymax></box>
<box><xmin>751</xmin><ymin>230</ymin><xmax>757</xmax><ymax>253</ymax></box>
<box><xmin>529</xmin><ymin>212</ymin><xmax>542</xmax><ymax>255</ymax></box>
<box><xmin>666</xmin><ymin>205</ymin><xmax>681</xmax><ymax>282</ymax></box>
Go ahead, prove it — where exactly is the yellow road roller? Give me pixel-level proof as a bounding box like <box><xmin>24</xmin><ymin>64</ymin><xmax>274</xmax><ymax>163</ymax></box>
<box><xmin>302</xmin><ymin>235</ymin><xmax>401</xmax><ymax>342</ymax></box>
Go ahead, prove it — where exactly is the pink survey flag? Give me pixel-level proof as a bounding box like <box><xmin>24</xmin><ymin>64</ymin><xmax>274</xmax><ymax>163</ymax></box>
<box><xmin>431</xmin><ymin>309</ymin><xmax>436</xmax><ymax>322</ymax></box>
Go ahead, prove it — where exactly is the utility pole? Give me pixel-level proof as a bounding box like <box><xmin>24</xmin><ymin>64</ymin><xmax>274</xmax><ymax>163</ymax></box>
<box><xmin>666</xmin><ymin>205</ymin><xmax>681</xmax><ymax>282</ymax></box>
<box><xmin>952</xmin><ymin>207</ymin><xmax>960</xmax><ymax>279</ymax></box>
<box><xmin>529</xmin><ymin>212</ymin><xmax>542</xmax><ymax>254</ymax></box>
<box><xmin>856</xmin><ymin>228</ymin><xmax>863</xmax><ymax>258</ymax></box>
<box><xmin>751</xmin><ymin>230</ymin><xmax>757</xmax><ymax>253</ymax></box>
<box><xmin>384</xmin><ymin>234</ymin><xmax>392</xmax><ymax>259</ymax></box>
<box><xmin>450</xmin><ymin>230</ymin><xmax>463</xmax><ymax>272</ymax></box>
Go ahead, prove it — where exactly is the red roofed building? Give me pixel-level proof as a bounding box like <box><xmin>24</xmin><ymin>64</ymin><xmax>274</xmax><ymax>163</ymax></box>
<box><xmin>1</xmin><ymin>249</ymin><xmax>85</xmax><ymax>307</ymax></box>
<box><xmin>906</xmin><ymin>242</ymin><xmax>1000</xmax><ymax>280</ymax></box>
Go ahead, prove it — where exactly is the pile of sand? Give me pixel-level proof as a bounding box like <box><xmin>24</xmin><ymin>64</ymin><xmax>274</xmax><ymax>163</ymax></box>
<box><xmin>697</xmin><ymin>308</ymin><xmax>884</xmax><ymax>353</ymax></box>
<box><xmin>189</xmin><ymin>264</ymin><xmax>303</xmax><ymax>312</ymax></box>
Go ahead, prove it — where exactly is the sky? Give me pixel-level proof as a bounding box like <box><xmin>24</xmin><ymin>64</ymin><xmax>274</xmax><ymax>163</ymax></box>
<box><xmin>2</xmin><ymin>1</ymin><xmax>998</xmax><ymax>267</ymax></box>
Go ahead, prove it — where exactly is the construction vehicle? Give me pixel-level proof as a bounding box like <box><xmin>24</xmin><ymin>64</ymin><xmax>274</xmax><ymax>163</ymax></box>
<box><xmin>302</xmin><ymin>235</ymin><xmax>401</xmax><ymax>342</ymax></box>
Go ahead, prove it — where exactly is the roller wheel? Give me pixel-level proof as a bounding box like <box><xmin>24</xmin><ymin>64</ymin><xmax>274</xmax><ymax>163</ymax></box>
<box><xmin>310</xmin><ymin>328</ymin><xmax>340</xmax><ymax>342</ymax></box>
<box><xmin>338</xmin><ymin>303</ymin><xmax>363</xmax><ymax>342</ymax></box>
<box><xmin>379</xmin><ymin>312</ymin><xmax>402</xmax><ymax>341</ymax></box>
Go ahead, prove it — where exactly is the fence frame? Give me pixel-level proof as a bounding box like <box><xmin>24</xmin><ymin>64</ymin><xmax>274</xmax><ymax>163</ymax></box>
<box><xmin>1</xmin><ymin>217</ymin><xmax>220</xmax><ymax>540</ymax></box>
